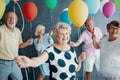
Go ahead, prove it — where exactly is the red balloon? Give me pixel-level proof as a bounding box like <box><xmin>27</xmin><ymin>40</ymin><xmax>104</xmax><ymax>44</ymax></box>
<box><xmin>23</xmin><ymin>2</ymin><xmax>38</xmax><ymax>22</ymax></box>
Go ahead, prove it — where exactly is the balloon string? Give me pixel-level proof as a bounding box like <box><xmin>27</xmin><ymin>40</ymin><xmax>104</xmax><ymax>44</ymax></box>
<box><xmin>16</xmin><ymin>2</ymin><xmax>24</xmax><ymax>33</ymax></box>
<box><xmin>29</xmin><ymin>22</ymin><xmax>36</xmax><ymax>80</ymax></box>
<box><xmin>92</xmin><ymin>15</ymin><xmax>96</xmax><ymax>80</ymax></box>
<box><xmin>0</xmin><ymin>22</ymin><xmax>3</xmax><ymax>25</ymax></box>
<box><xmin>14</xmin><ymin>2</ymin><xmax>29</xmax><ymax>80</ymax></box>
<box><xmin>92</xmin><ymin>15</ymin><xmax>94</xmax><ymax>24</ymax></box>
<box><xmin>78</xmin><ymin>27</ymin><xmax>84</xmax><ymax>80</ymax></box>
<box><xmin>105</xmin><ymin>18</ymin><xmax>108</xmax><ymax>35</ymax></box>
<box><xmin>32</xmin><ymin>68</ymin><xmax>35</xmax><ymax>80</ymax></box>
<box><xmin>83</xmin><ymin>62</ymin><xmax>84</xmax><ymax>80</ymax></box>
<box><xmin>50</xmin><ymin>10</ymin><xmax>52</xmax><ymax>30</ymax></box>
<box><xmin>78</xmin><ymin>28</ymin><xmax>81</xmax><ymax>40</ymax></box>
<box><xmin>25</xmin><ymin>68</ymin><xmax>29</xmax><ymax>80</ymax></box>
<box><xmin>106</xmin><ymin>18</ymin><xmax>108</xmax><ymax>24</ymax></box>
<box><xmin>15</xmin><ymin>1</ymin><xmax>35</xmax><ymax>80</ymax></box>
<box><xmin>93</xmin><ymin>69</ymin><xmax>95</xmax><ymax>80</ymax></box>
<box><xmin>14</xmin><ymin>3</ymin><xmax>15</xmax><ymax>27</ymax></box>
<box><xmin>69</xmin><ymin>27</ymin><xmax>72</xmax><ymax>44</ymax></box>
<box><xmin>30</xmin><ymin>22</ymin><xmax>32</xmax><ymax>37</ymax></box>
<box><xmin>29</xmin><ymin>22</ymin><xmax>33</xmax><ymax>58</ymax></box>
<box><xmin>90</xmin><ymin>14</ymin><xmax>94</xmax><ymax>21</ymax></box>
<box><xmin>78</xmin><ymin>29</ymin><xmax>79</xmax><ymax>40</ymax></box>
<box><xmin>75</xmin><ymin>72</ymin><xmax>78</xmax><ymax>80</ymax></box>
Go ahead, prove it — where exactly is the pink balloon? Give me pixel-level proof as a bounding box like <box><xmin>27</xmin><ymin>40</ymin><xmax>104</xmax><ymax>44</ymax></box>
<box><xmin>102</xmin><ymin>1</ymin><xmax>116</xmax><ymax>18</ymax></box>
<box><xmin>100</xmin><ymin>0</ymin><xmax>109</xmax><ymax>13</ymax></box>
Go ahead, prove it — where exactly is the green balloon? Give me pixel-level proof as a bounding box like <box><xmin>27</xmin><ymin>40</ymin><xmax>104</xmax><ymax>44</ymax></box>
<box><xmin>45</xmin><ymin>0</ymin><xmax>57</xmax><ymax>10</ymax></box>
<box><xmin>114</xmin><ymin>0</ymin><xmax>120</xmax><ymax>10</ymax></box>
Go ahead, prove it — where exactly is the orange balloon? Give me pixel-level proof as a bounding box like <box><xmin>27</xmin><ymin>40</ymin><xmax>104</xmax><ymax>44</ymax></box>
<box><xmin>68</xmin><ymin>0</ymin><xmax>88</xmax><ymax>28</ymax></box>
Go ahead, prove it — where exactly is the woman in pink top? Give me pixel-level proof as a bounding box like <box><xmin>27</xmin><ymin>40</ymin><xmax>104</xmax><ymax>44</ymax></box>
<box><xmin>70</xmin><ymin>18</ymin><xmax>103</xmax><ymax>80</ymax></box>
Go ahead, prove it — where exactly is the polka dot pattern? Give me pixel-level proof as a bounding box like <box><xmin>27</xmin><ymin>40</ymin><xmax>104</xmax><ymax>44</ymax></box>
<box><xmin>74</xmin><ymin>57</ymin><xmax>78</xmax><ymax>64</ymax></box>
<box><xmin>51</xmin><ymin>65</ymin><xmax>58</xmax><ymax>73</ymax></box>
<box><xmin>70</xmin><ymin>75</ymin><xmax>75</xmax><ymax>80</ymax></box>
<box><xmin>49</xmin><ymin>52</ymin><xmax>54</xmax><ymax>60</ymax></box>
<box><xmin>54</xmin><ymin>47</ymin><xmax>61</xmax><ymax>54</ymax></box>
<box><xmin>70</xmin><ymin>47</ymin><xmax>74</xmax><ymax>53</ymax></box>
<box><xmin>60</xmin><ymin>72</ymin><xmax>68</xmax><ymax>79</ymax></box>
<box><xmin>58</xmin><ymin>59</ymin><xmax>66</xmax><ymax>67</ymax></box>
<box><xmin>46</xmin><ymin>46</ymin><xmax>77</xmax><ymax>80</ymax></box>
<box><xmin>64</xmin><ymin>52</ymin><xmax>71</xmax><ymax>60</ymax></box>
<box><xmin>69</xmin><ymin>64</ymin><xmax>76</xmax><ymax>73</ymax></box>
<box><xmin>51</xmin><ymin>78</ymin><xmax>57</xmax><ymax>80</ymax></box>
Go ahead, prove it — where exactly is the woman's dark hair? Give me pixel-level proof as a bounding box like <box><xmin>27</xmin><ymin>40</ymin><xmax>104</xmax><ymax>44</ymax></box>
<box><xmin>107</xmin><ymin>21</ymin><xmax>120</xmax><ymax>29</ymax></box>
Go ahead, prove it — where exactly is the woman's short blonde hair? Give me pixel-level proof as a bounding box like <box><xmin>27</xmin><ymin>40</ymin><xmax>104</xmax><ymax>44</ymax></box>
<box><xmin>35</xmin><ymin>24</ymin><xmax>45</xmax><ymax>36</ymax></box>
<box><xmin>53</xmin><ymin>22</ymin><xmax>71</xmax><ymax>37</ymax></box>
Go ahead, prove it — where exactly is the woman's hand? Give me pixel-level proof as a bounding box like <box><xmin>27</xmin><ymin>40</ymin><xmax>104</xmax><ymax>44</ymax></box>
<box><xmin>76</xmin><ymin>52</ymin><xmax>86</xmax><ymax>71</ymax></box>
<box><xmin>15</xmin><ymin>56</ymin><xmax>31</xmax><ymax>68</ymax></box>
<box><xmin>78</xmin><ymin>52</ymin><xmax>86</xmax><ymax>62</ymax></box>
<box><xmin>70</xmin><ymin>42</ymin><xmax>76</xmax><ymax>47</ymax></box>
<box><xmin>26</xmin><ymin>38</ymin><xmax>33</xmax><ymax>45</ymax></box>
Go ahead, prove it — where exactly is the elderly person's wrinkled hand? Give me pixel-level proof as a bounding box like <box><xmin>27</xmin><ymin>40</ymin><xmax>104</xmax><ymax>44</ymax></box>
<box><xmin>70</xmin><ymin>42</ymin><xmax>76</xmax><ymax>47</ymax></box>
<box><xmin>92</xmin><ymin>34</ymin><xmax>96</xmax><ymax>40</ymax></box>
<box><xmin>15</xmin><ymin>56</ymin><xmax>31</xmax><ymax>68</ymax></box>
<box><xmin>49</xmin><ymin>31</ymin><xmax>53</xmax><ymax>37</ymax></box>
<box><xmin>76</xmin><ymin>52</ymin><xmax>86</xmax><ymax>71</ymax></box>
<box><xmin>78</xmin><ymin>52</ymin><xmax>86</xmax><ymax>62</ymax></box>
<box><xmin>27</xmin><ymin>38</ymin><xmax>33</xmax><ymax>45</ymax></box>
<box><xmin>48</xmin><ymin>31</ymin><xmax>53</xmax><ymax>39</ymax></box>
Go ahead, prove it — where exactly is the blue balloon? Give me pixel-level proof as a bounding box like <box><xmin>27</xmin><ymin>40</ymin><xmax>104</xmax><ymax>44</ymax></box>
<box><xmin>6</xmin><ymin>0</ymin><xmax>10</xmax><ymax>6</ymax></box>
<box><xmin>85</xmin><ymin>0</ymin><xmax>100</xmax><ymax>15</ymax></box>
<box><xmin>60</xmin><ymin>11</ymin><xmax>72</xmax><ymax>26</ymax></box>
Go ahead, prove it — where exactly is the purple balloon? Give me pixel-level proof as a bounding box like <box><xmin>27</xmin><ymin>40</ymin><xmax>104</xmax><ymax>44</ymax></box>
<box><xmin>102</xmin><ymin>1</ymin><xmax>116</xmax><ymax>18</ymax></box>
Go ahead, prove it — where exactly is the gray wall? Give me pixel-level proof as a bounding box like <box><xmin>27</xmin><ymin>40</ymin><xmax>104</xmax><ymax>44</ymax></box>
<box><xmin>1</xmin><ymin>0</ymin><xmax>120</xmax><ymax>80</ymax></box>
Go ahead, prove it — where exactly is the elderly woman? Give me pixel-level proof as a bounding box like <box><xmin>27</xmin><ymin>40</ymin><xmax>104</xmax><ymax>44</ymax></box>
<box><xmin>0</xmin><ymin>11</ymin><xmax>33</xmax><ymax>80</ymax></box>
<box><xmin>34</xmin><ymin>24</ymin><xmax>54</xmax><ymax>80</ymax></box>
<box><xmin>93</xmin><ymin>21</ymin><xmax>120</xmax><ymax>80</ymax></box>
<box><xmin>16</xmin><ymin>22</ymin><xmax>85</xmax><ymax>80</ymax></box>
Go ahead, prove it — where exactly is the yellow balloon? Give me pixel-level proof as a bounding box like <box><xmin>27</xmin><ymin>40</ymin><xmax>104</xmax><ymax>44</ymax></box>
<box><xmin>68</xmin><ymin>0</ymin><xmax>88</xmax><ymax>28</ymax></box>
<box><xmin>0</xmin><ymin>0</ymin><xmax>6</xmax><ymax>20</ymax></box>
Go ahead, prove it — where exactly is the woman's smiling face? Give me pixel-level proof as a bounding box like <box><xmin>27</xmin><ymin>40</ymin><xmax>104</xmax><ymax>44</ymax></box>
<box><xmin>56</xmin><ymin>29</ymin><xmax>70</xmax><ymax>44</ymax></box>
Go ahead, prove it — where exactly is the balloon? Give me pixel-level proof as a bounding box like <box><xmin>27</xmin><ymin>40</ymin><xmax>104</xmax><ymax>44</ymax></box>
<box><xmin>6</xmin><ymin>0</ymin><xmax>10</xmax><ymax>5</ymax></box>
<box><xmin>102</xmin><ymin>2</ymin><xmax>115</xmax><ymax>18</ymax></box>
<box><xmin>100</xmin><ymin>0</ymin><xmax>109</xmax><ymax>13</ymax></box>
<box><xmin>0</xmin><ymin>0</ymin><xmax>6</xmax><ymax>20</ymax></box>
<box><xmin>60</xmin><ymin>11</ymin><xmax>72</xmax><ymax>26</ymax></box>
<box><xmin>68</xmin><ymin>0</ymin><xmax>88</xmax><ymax>28</ymax></box>
<box><xmin>45</xmin><ymin>0</ymin><xmax>57</xmax><ymax>10</ymax></box>
<box><xmin>62</xmin><ymin>8</ymin><xmax>68</xmax><ymax>12</ymax></box>
<box><xmin>85</xmin><ymin>0</ymin><xmax>100</xmax><ymax>15</ymax></box>
<box><xmin>114</xmin><ymin>0</ymin><xmax>120</xmax><ymax>10</ymax></box>
<box><xmin>22</xmin><ymin>2</ymin><xmax>38</xmax><ymax>22</ymax></box>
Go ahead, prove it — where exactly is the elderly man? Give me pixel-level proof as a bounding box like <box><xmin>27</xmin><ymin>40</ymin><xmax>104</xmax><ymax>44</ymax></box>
<box><xmin>70</xmin><ymin>18</ymin><xmax>103</xmax><ymax>80</ymax></box>
<box><xmin>0</xmin><ymin>11</ymin><xmax>33</xmax><ymax>80</ymax></box>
